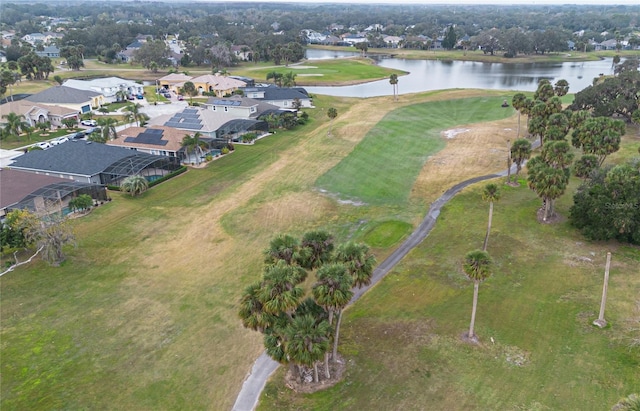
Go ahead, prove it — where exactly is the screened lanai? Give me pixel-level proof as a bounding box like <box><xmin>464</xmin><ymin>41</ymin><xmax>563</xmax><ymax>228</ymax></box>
<box><xmin>215</xmin><ymin>118</ymin><xmax>268</xmax><ymax>141</ymax></box>
<box><xmin>10</xmin><ymin>181</ymin><xmax>107</xmax><ymax>214</ymax></box>
<box><xmin>101</xmin><ymin>153</ymin><xmax>181</xmax><ymax>185</ymax></box>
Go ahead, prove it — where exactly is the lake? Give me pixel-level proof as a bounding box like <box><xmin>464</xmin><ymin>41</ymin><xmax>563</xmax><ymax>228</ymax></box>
<box><xmin>303</xmin><ymin>49</ymin><xmax>615</xmax><ymax>97</ymax></box>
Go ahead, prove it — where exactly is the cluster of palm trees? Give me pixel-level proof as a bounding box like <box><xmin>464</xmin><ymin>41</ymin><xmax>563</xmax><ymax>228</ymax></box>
<box><xmin>266</xmin><ymin>71</ymin><xmax>297</xmax><ymax>87</ymax></box>
<box><xmin>239</xmin><ymin>231</ymin><xmax>376</xmax><ymax>384</ymax></box>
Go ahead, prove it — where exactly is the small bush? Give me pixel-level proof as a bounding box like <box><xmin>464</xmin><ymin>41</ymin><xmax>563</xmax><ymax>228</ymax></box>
<box><xmin>221</xmin><ymin>147</ymin><xmax>230</xmax><ymax>155</ymax></box>
<box><xmin>503</xmin><ymin>52</ymin><xmax>515</xmax><ymax>58</ymax></box>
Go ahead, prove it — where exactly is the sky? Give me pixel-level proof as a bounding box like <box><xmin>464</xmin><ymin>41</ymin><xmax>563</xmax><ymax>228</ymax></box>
<box><xmin>191</xmin><ymin>0</ymin><xmax>639</xmax><ymax>4</ymax></box>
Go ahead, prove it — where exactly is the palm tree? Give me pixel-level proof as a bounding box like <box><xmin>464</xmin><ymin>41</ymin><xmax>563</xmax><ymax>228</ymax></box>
<box><xmin>313</xmin><ymin>263</ymin><xmax>353</xmax><ymax>372</ymax></box>
<box><xmin>266</xmin><ymin>71</ymin><xmax>283</xmax><ymax>86</ymax></box>
<box><xmin>2</xmin><ymin>112</ymin><xmax>28</xmax><ymax>140</ymax></box>
<box><xmin>259</xmin><ymin>260</ymin><xmax>306</xmax><ymax>317</ymax></box>
<box><xmin>282</xmin><ymin>71</ymin><xmax>297</xmax><ymax>87</ymax></box>
<box><xmin>332</xmin><ymin>241</ymin><xmax>376</xmax><ymax>361</ymax></box>
<box><xmin>239</xmin><ymin>282</ymin><xmax>275</xmax><ymax>333</ymax></box>
<box><xmin>463</xmin><ymin>250</ymin><xmax>493</xmax><ymax>341</ymax></box>
<box><xmin>553</xmin><ymin>79</ymin><xmax>569</xmax><ymax>97</ymax></box>
<box><xmin>264</xmin><ymin>234</ymin><xmax>302</xmax><ymax>266</ymax></box>
<box><xmin>511</xmin><ymin>93</ymin><xmax>527</xmax><ymax>137</ymax></box>
<box><xmin>299</xmin><ymin>230</ymin><xmax>334</xmax><ymax>270</ymax></box>
<box><xmin>510</xmin><ymin>138</ymin><xmax>532</xmax><ymax>178</ymax></box>
<box><xmin>326</xmin><ymin>107</ymin><xmax>337</xmax><ymax>137</ymax></box>
<box><xmin>120</xmin><ymin>175</ymin><xmax>149</xmax><ymax>197</ymax></box>
<box><xmin>284</xmin><ymin>314</ymin><xmax>330</xmax><ymax>383</ymax></box>
<box><xmin>124</xmin><ymin>103</ymin><xmax>144</xmax><ymax>127</ymax></box>
<box><xmin>481</xmin><ymin>183</ymin><xmax>500</xmax><ymax>252</ymax></box>
<box><xmin>389</xmin><ymin>73</ymin><xmax>399</xmax><ymax>101</ymax></box>
<box><xmin>181</xmin><ymin>132</ymin><xmax>207</xmax><ymax>165</ymax></box>
<box><xmin>115</xmin><ymin>90</ymin><xmax>128</xmax><ymax>102</ymax></box>
<box><xmin>97</xmin><ymin>117</ymin><xmax>118</xmax><ymax>141</ymax></box>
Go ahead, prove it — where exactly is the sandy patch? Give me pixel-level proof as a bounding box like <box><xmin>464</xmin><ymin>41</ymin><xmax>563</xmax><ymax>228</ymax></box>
<box><xmin>291</xmin><ymin>65</ymin><xmax>317</xmax><ymax>69</ymax></box>
<box><xmin>413</xmin><ymin>116</ymin><xmax>520</xmax><ymax>203</ymax></box>
<box><xmin>297</xmin><ymin>74</ymin><xmax>324</xmax><ymax>77</ymax></box>
<box><xmin>442</xmin><ymin>128</ymin><xmax>470</xmax><ymax>139</ymax></box>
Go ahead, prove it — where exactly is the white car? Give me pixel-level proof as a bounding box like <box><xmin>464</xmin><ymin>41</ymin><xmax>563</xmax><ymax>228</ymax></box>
<box><xmin>35</xmin><ymin>141</ymin><xmax>52</xmax><ymax>150</ymax></box>
<box><xmin>51</xmin><ymin>136</ymin><xmax>69</xmax><ymax>145</ymax></box>
<box><xmin>81</xmin><ymin>119</ymin><xmax>97</xmax><ymax>126</ymax></box>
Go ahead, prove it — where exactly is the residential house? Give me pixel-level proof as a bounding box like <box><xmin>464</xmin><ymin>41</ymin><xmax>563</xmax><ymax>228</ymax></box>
<box><xmin>341</xmin><ymin>34</ymin><xmax>368</xmax><ymax>45</ymax></box>
<box><xmin>25</xmin><ymin>86</ymin><xmax>104</xmax><ymax>113</ymax></box>
<box><xmin>64</xmin><ymin>77</ymin><xmax>143</xmax><ymax>102</ymax></box>
<box><xmin>146</xmin><ymin>106</ymin><xmax>268</xmax><ymax>141</ymax></box>
<box><xmin>241</xmin><ymin>86</ymin><xmax>313</xmax><ymax>109</ymax></box>
<box><xmin>231</xmin><ymin>45</ymin><xmax>252</xmax><ymax>61</ymax></box>
<box><xmin>202</xmin><ymin>95</ymin><xmax>283</xmax><ymax>119</ymax></box>
<box><xmin>35</xmin><ymin>46</ymin><xmax>60</xmax><ymax>58</ymax></box>
<box><xmin>159</xmin><ymin>73</ymin><xmax>246</xmax><ymax>97</ymax></box>
<box><xmin>9</xmin><ymin>140</ymin><xmax>181</xmax><ymax>186</ymax></box>
<box><xmin>383</xmin><ymin>35</ymin><xmax>403</xmax><ymax>48</ymax></box>
<box><xmin>0</xmin><ymin>168</ymin><xmax>106</xmax><ymax>218</ymax></box>
<box><xmin>108</xmin><ymin>126</ymin><xmax>187</xmax><ymax>159</ymax></box>
<box><xmin>0</xmin><ymin>100</ymin><xmax>78</xmax><ymax>129</ymax></box>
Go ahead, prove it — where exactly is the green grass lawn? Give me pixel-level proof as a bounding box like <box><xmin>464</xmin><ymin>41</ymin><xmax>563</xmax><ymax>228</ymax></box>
<box><xmin>230</xmin><ymin>58</ymin><xmax>405</xmax><ymax>85</ymax></box>
<box><xmin>258</xmin><ymin>180</ymin><xmax>640</xmax><ymax>411</ymax></box>
<box><xmin>316</xmin><ymin>96</ymin><xmax>515</xmax><ymax>205</ymax></box>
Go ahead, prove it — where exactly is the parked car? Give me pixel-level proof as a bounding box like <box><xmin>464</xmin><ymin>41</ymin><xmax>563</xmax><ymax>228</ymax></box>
<box><xmin>177</xmin><ymin>95</ymin><xmax>184</xmax><ymax>101</ymax></box>
<box><xmin>35</xmin><ymin>141</ymin><xmax>52</xmax><ymax>149</ymax></box>
<box><xmin>85</xmin><ymin>127</ymin><xmax>101</xmax><ymax>135</ymax></box>
<box><xmin>136</xmin><ymin>94</ymin><xmax>144</xmax><ymax>99</ymax></box>
<box><xmin>73</xmin><ymin>131</ymin><xmax>86</xmax><ymax>140</ymax></box>
<box><xmin>81</xmin><ymin>119</ymin><xmax>97</xmax><ymax>126</ymax></box>
<box><xmin>50</xmin><ymin>136</ymin><xmax>69</xmax><ymax>145</ymax></box>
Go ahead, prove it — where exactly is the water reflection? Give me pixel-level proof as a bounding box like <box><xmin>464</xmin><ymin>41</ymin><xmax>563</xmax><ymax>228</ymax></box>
<box><xmin>304</xmin><ymin>49</ymin><xmax>613</xmax><ymax>97</ymax></box>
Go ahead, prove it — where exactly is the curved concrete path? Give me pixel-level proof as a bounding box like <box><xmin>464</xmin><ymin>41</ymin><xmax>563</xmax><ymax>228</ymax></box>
<box><xmin>232</xmin><ymin>155</ymin><xmax>534</xmax><ymax>411</ymax></box>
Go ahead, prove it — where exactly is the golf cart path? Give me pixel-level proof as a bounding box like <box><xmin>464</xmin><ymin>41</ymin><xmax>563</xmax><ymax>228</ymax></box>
<box><xmin>232</xmin><ymin>157</ymin><xmax>533</xmax><ymax>411</ymax></box>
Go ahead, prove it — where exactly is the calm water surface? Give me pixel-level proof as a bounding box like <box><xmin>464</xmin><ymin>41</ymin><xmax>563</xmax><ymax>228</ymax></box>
<box><xmin>303</xmin><ymin>49</ymin><xmax>615</xmax><ymax>97</ymax></box>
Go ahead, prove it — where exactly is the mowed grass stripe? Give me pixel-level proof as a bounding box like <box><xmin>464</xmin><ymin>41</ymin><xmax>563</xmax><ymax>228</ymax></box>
<box><xmin>315</xmin><ymin>96</ymin><xmax>514</xmax><ymax>205</ymax></box>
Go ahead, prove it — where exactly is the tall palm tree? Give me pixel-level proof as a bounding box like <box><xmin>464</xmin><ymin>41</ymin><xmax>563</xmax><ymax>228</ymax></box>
<box><xmin>124</xmin><ymin>103</ymin><xmax>144</xmax><ymax>127</ymax></box>
<box><xmin>181</xmin><ymin>132</ymin><xmax>207</xmax><ymax>165</ymax></box>
<box><xmin>284</xmin><ymin>314</ymin><xmax>330</xmax><ymax>383</ymax></box>
<box><xmin>481</xmin><ymin>184</ymin><xmax>500</xmax><ymax>252</ymax></box>
<box><xmin>389</xmin><ymin>73</ymin><xmax>398</xmax><ymax>101</ymax></box>
<box><xmin>463</xmin><ymin>250</ymin><xmax>493</xmax><ymax>341</ymax></box>
<box><xmin>326</xmin><ymin>107</ymin><xmax>337</xmax><ymax>137</ymax></box>
<box><xmin>120</xmin><ymin>175</ymin><xmax>149</xmax><ymax>197</ymax></box>
<box><xmin>313</xmin><ymin>263</ymin><xmax>353</xmax><ymax>372</ymax></box>
<box><xmin>97</xmin><ymin>117</ymin><xmax>118</xmax><ymax>141</ymax></box>
<box><xmin>510</xmin><ymin>138</ymin><xmax>532</xmax><ymax>178</ymax></box>
<box><xmin>332</xmin><ymin>241</ymin><xmax>376</xmax><ymax>361</ymax></box>
<box><xmin>511</xmin><ymin>93</ymin><xmax>527</xmax><ymax>137</ymax></box>
<box><xmin>182</xmin><ymin>81</ymin><xmax>197</xmax><ymax>105</ymax></box>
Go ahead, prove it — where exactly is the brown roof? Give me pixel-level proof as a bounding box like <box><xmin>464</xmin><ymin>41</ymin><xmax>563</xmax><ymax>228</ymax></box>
<box><xmin>0</xmin><ymin>100</ymin><xmax>77</xmax><ymax>119</ymax></box>
<box><xmin>0</xmin><ymin>168</ymin><xmax>71</xmax><ymax>210</ymax></box>
<box><xmin>109</xmin><ymin>125</ymin><xmax>189</xmax><ymax>153</ymax></box>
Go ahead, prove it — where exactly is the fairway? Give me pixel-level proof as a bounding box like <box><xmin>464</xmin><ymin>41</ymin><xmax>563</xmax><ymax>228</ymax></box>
<box><xmin>2</xmin><ymin>88</ymin><xmax>638</xmax><ymax>411</ymax></box>
<box><xmin>316</xmin><ymin>96</ymin><xmax>515</xmax><ymax>205</ymax></box>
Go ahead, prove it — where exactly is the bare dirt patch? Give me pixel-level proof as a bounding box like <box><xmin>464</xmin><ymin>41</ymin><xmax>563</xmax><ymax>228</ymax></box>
<box><xmin>412</xmin><ymin>117</ymin><xmax>521</xmax><ymax>203</ymax></box>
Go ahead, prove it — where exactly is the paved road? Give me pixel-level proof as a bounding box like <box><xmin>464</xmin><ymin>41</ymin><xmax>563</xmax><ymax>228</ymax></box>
<box><xmin>230</xmin><ymin>152</ymin><xmax>540</xmax><ymax>411</ymax></box>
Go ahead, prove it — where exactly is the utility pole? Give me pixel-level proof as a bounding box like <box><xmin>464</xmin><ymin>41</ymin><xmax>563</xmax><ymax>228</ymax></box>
<box><xmin>593</xmin><ymin>252</ymin><xmax>612</xmax><ymax>328</ymax></box>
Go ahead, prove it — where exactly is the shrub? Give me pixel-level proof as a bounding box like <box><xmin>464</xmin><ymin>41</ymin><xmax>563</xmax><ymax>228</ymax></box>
<box><xmin>221</xmin><ymin>147</ymin><xmax>230</xmax><ymax>155</ymax></box>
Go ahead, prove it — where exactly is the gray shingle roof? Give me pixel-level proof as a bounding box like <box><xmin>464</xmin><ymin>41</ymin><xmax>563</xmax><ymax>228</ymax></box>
<box><xmin>10</xmin><ymin>141</ymin><xmax>151</xmax><ymax>176</ymax></box>
<box><xmin>25</xmin><ymin>86</ymin><xmax>101</xmax><ymax>105</ymax></box>
<box><xmin>247</xmin><ymin>86</ymin><xmax>310</xmax><ymax>101</ymax></box>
